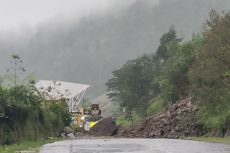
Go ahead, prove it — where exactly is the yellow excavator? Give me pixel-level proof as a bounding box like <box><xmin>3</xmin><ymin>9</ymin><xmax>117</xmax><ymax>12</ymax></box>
<box><xmin>73</xmin><ymin>104</ymin><xmax>102</xmax><ymax>131</ymax></box>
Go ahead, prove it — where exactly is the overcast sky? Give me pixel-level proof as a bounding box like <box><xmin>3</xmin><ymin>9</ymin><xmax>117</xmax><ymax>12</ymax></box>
<box><xmin>0</xmin><ymin>0</ymin><xmax>138</xmax><ymax>31</ymax></box>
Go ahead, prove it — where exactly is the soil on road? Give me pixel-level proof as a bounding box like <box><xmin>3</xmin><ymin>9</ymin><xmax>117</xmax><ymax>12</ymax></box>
<box><xmin>40</xmin><ymin>138</ymin><xmax>230</xmax><ymax>153</ymax></box>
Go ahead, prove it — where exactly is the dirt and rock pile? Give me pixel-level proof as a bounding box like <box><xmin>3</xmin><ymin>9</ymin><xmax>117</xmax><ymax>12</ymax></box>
<box><xmin>61</xmin><ymin>126</ymin><xmax>86</xmax><ymax>138</ymax></box>
<box><xmin>61</xmin><ymin>118</ymin><xmax>118</xmax><ymax>138</ymax></box>
<box><xmin>117</xmin><ymin>97</ymin><xmax>204</xmax><ymax>138</ymax></box>
<box><xmin>90</xmin><ymin>118</ymin><xmax>118</xmax><ymax>136</ymax></box>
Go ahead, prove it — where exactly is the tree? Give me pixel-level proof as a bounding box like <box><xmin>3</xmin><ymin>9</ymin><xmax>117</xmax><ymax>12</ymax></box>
<box><xmin>189</xmin><ymin>11</ymin><xmax>230</xmax><ymax>134</ymax></box>
<box><xmin>155</xmin><ymin>36</ymin><xmax>202</xmax><ymax>104</ymax></box>
<box><xmin>106</xmin><ymin>54</ymin><xmax>160</xmax><ymax>116</ymax></box>
<box><xmin>156</xmin><ymin>26</ymin><xmax>181</xmax><ymax>61</ymax></box>
<box><xmin>10</xmin><ymin>54</ymin><xmax>25</xmax><ymax>87</ymax></box>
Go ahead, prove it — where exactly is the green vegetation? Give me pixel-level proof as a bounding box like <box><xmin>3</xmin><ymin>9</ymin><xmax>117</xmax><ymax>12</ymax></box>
<box><xmin>190</xmin><ymin>136</ymin><xmax>230</xmax><ymax>144</ymax></box>
<box><xmin>116</xmin><ymin>113</ymin><xmax>142</xmax><ymax>127</ymax></box>
<box><xmin>147</xmin><ymin>96</ymin><xmax>165</xmax><ymax>116</ymax></box>
<box><xmin>106</xmin><ymin>10</ymin><xmax>230</xmax><ymax>136</ymax></box>
<box><xmin>0</xmin><ymin>55</ymin><xmax>71</xmax><ymax>146</ymax></box>
<box><xmin>189</xmin><ymin>10</ymin><xmax>230</xmax><ymax>135</ymax></box>
<box><xmin>0</xmin><ymin>139</ymin><xmax>59</xmax><ymax>153</ymax></box>
<box><xmin>106</xmin><ymin>54</ymin><xmax>160</xmax><ymax>116</ymax></box>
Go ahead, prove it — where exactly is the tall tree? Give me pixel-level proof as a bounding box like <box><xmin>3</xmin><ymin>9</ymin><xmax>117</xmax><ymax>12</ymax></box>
<box><xmin>189</xmin><ymin>11</ymin><xmax>230</xmax><ymax>133</ymax></box>
<box><xmin>106</xmin><ymin>54</ymin><xmax>160</xmax><ymax>115</ymax></box>
<box><xmin>156</xmin><ymin>36</ymin><xmax>202</xmax><ymax>104</ymax></box>
<box><xmin>156</xmin><ymin>26</ymin><xmax>181</xmax><ymax>61</ymax></box>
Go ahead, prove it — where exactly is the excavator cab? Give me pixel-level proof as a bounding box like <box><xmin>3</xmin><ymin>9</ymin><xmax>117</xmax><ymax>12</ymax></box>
<box><xmin>81</xmin><ymin>104</ymin><xmax>102</xmax><ymax>131</ymax></box>
<box><xmin>91</xmin><ymin>104</ymin><xmax>101</xmax><ymax>118</ymax></box>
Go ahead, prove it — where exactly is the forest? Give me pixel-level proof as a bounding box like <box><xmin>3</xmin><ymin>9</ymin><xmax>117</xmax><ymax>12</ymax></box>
<box><xmin>106</xmin><ymin>10</ymin><xmax>230</xmax><ymax>136</ymax></box>
<box><xmin>1</xmin><ymin>0</ymin><xmax>230</xmax><ymax>97</ymax></box>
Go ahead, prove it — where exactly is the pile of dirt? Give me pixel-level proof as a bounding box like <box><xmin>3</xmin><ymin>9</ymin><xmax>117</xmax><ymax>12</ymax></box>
<box><xmin>117</xmin><ymin>97</ymin><xmax>204</xmax><ymax>138</ymax></box>
<box><xmin>90</xmin><ymin>118</ymin><xmax>118</xmax><ymax>136</ymax></box>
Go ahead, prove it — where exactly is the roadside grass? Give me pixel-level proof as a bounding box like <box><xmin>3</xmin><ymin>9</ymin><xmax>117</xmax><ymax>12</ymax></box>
<box><xmin>0</xmin><ymin>138</ymin><xmax>60</xmax><ymax>153</ymax></box>
<box><xmin>189</xmin><ymin>136</ymin><xmax>230</xmax><ymax>144</ymax></box>
<box><xmin>116</xmin><ymin>117</ymin><xmax>132</xmax><ymax>127</ymax></box>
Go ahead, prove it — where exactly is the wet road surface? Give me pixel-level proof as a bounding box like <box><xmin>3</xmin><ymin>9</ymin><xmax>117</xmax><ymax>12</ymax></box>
<box><xmin>40</xmin><ymin>138</ymin><xmax>230</xmax><ymax>153</ymax></box>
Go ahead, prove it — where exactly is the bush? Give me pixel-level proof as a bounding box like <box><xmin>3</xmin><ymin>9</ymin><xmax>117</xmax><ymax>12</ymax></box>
<box><xmin>147</xmin><ymin>96</ymin><xmax>166</xmax><ymax>116</ymax></box>
<box><xmin>0</xmin><ymin>85</ymin><xmax>71</xmax><ymax>145</ymax></box>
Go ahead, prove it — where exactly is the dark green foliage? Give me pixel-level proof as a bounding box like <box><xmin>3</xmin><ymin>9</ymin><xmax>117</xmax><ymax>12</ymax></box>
<box><xmin>106</xmin><ymin>27</ymin><xmax>191</xmax><ymax>116</ymax></box>
<box><xmin>156</xmin><ymin>37</ymin><xmax>202</xmax><ymax>104</ymax></box>
<box><xmin>0</xmin><ymin>85</ymin><xmax>70</xmax><ymax>145</ymax></box>
<box><xmin>0</xmin><ymin>57</ymin><xmax>70</xmax><ymax>145</ymax></box>
<box><xmin>107</xmin><ymin>10</ymin><xmax>230</xmax><ymax>136</ymax></box>
<box><xmin>156</xmin><ymin>26</ymin><xmax>181</xmax><ymax>61</ymax></box>
<box><xmin>106</xmin><ymin>54</ymin><xmax>160</xmax><ymax>115</ymax></box>
<box><xmin>189</xmin><ymin>11</ymin><xmax>230</xmax><ymax>134</ymax></box>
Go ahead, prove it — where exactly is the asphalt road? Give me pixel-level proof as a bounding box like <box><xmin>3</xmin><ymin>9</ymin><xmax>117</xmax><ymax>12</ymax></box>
<box><xmin>40</xmin><ymin>138</ymin><xmax>230</xmax><ymax>153</ymax></box>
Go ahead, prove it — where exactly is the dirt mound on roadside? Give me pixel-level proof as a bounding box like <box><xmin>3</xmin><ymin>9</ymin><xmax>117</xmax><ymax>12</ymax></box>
<box><xmin>117</xmin><ymin>97</ymin><xmax>204</xmax><ymax>138</ymax></box>
<box><xmin>90</xmin><ymin>118</ymin><xmax>118</xmax><ymax>136</ymax></box>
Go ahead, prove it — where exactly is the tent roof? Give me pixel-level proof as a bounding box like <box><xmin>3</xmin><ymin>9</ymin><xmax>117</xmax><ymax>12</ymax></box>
<box><xmin>35</xmin><ymin>80</ymin><xmax>90</xmax><ymax>99</ymax></box>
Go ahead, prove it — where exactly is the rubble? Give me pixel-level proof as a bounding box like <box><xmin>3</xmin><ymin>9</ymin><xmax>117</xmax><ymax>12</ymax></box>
<box><xmin>66</xmin><ymin>133</ymin><xmax>75</xmax><ymax>139</ymax></box>
<box><xmin>61</xmin><ymin>118</ymin><xmax>118</xmax><ymax>138</ymax></box>
<box><xmin>63</xmin><ymin>126</ymin><xmax>74</xmax><ymax>134</ymax></box>
<box><xmin>61</xmin><ymin>127</ymin><xmax>92</xmax><ymax>139</ymax></box>
<box><xmin>117</xmin><ymin>97</ymin><xmax>204</xmax><ymax>138</ymax></box>
<box><xmin>61</xmin><ymin>126</ymin><xmax>75</xmax><ymax>138</ymax></box>
<box><xmin>60</xmin><ymin>98</ymin><xmax>203</xmax><ymax>139</ymax></box>
<box><xmin>90</xmin><ymin>118</ymin><xmax>118</xmax><ymax>136</ymax></box>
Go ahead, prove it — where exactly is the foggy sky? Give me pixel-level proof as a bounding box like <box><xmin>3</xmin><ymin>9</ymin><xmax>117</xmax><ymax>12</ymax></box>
<box><xmin>0</xmin><ymin>0</ymin><xmax>229</xmax><ymax>97</ymax></box>
<box><xmin>0</xmin><ymin>0</ymin><xmax>138</xmax><ymax>31</ymax></box>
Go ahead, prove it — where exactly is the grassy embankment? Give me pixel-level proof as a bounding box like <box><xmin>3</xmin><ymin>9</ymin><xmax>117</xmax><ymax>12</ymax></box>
<box><xmin>0</xmin><ymin>138</ymin><xmax>60</xmax><ymax>153</ymax></box>
<box><xmin>190</xmin><ymin>136</ymin><xmax>230</xmax><ymax>144</ymax></box>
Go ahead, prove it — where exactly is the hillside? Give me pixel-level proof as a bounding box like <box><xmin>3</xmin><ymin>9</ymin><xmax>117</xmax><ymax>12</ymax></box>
<box><xmin>0</xmin><ymin>0</ymin><xmax>230</xmax><ymax>96</ymax></box>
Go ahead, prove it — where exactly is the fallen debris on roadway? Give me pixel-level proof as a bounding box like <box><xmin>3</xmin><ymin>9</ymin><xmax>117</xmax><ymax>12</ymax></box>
<box><xmin>90</xmin><ymin>118</ymin><xmax>118</xmax><ymax>136</ymax></box>
<box><xmin>117</xmin><ymin>97</ymin><xmax>204</xmax><ymax>138</ymax></box>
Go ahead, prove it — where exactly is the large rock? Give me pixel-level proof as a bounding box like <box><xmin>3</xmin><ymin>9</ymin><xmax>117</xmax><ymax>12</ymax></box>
<box><xmin>90</xmin><ymin>118</ymin><xmax>118</xmax><ymax>136</ymax></box>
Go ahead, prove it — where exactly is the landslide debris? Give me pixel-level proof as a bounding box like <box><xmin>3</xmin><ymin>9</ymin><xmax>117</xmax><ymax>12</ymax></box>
<box><xmin>61</xmin><ymin>118</ymin><xmax>118</xmax><ymax>138</ymax></box>
<box><xmin>61</xmin><ymin>126</ymin><xmax>93</xmax><ymax>139</ymax></box>
<box><xmin>90</xmin><ymin>118</ymin><xmax>118</xmax><ymax>136</ymax></box>
<box><xmin>117</xmin><ymin>97</ymin><xmax>204</xmax><ymax>138</ymax></box>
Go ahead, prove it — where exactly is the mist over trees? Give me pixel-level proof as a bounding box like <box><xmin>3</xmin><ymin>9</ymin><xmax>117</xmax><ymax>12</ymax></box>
<box><xmin>0</xmin><ymin>0</ymin><xmax>229</xmax><ymax>145</ymax></box>
<box><xmin>106</xmin><ymin>10</ymin><xmax>230</xmax><ymax>135</ymax></box>
<box><xmin>0</xmin><ymin>0</ymin><xmax>230</xmax><ymax>97</ymax></box>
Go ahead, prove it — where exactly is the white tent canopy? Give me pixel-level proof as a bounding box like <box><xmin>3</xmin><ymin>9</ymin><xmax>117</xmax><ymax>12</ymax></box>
<box><xmin>35</xmin><ymin>80</ymin><xmax>90</xmax><ymax>112</ymax></box>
